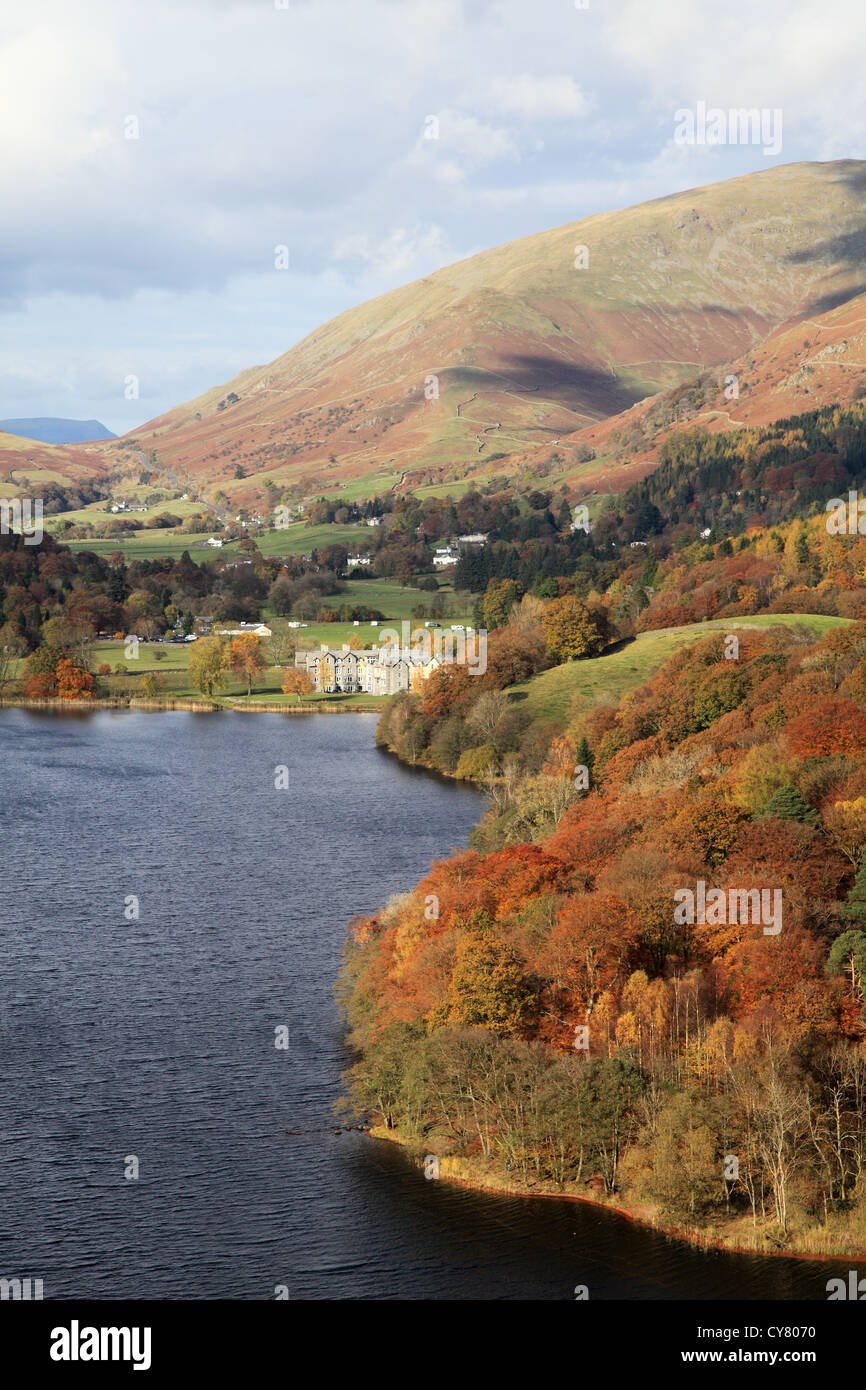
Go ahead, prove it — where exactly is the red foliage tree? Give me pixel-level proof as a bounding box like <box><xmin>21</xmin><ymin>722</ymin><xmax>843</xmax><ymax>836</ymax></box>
<box><xmin>785</xmin><ymin>697</ymin><xmax>866</xmax><ymax>759</ymax></box>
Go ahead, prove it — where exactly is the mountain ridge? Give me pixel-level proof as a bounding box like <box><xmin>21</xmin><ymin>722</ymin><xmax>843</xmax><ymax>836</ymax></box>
<box><xmin>21</xmin><ymin>159</ymin><xmax>866</xmax><ymax>508</ymax></box>
<box><xmin>0</xmin><ymin>418</ymin><xmax>116</xmax><ymax>445</ymax></box>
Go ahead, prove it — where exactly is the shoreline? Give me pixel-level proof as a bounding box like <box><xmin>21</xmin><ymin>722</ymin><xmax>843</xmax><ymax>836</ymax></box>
<box><xmin>367</xmin><ymin>1127</ymin><xmax>866</xmax><ymax>1266</ymax></box>
<box><xmin>0</xmin><ymin>694</ymin><xmax>382</xmax><ymax>715</ymax></box>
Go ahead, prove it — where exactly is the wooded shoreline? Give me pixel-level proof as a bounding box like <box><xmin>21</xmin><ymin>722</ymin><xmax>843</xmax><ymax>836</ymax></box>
<box><xmin>368</xmin><ymin>1126</ymin><xmax>866</xmax><ymax>1266</ymax></box>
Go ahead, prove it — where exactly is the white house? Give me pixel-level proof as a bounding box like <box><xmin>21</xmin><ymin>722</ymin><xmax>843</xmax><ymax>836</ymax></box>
<box><xmin>217</xmin><ymin>621</ymin><xmax>272</xmax><ymax>638</ymax></box>
<box><xmin>433</xmin><ymin>546</ymin><xmax>459</xmax><ymax>567</ymax></box>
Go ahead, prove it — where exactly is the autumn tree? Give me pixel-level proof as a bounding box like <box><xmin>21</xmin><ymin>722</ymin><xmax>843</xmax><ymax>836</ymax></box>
<box><xmin>827</xmin><ymin>930</ymin><xmax>866</xmax><ymax>1020</ymax></box>
<box><xmin>420</xmin><ymin>662</ymin><xmax>474</xmax><ymax>718</ymax></box>
<box><xmin>55</xmin><ymin>657</ymin><xmax>94</xmax><ymax>700</ymax></box>
<box><xmin>482</xmin><ymin>578</ymin><xmax>522</xmax><ymax>630</ymax></box>
<box><xmin>229</xmin><ymin>633</ymin><xmax>267</xmax><ymax>695</ymax></box>
<box><xmin>844</xmin><ymin>851</ymin><xmax>866</xmax><ymax>924</ymax></box>
<box><xmin>466</xmin><ymin>689</ymin><xmax>510</xmax><ymax>741</ymax></box>
<box><xmin>541</xmin><ymin>595</ymin><xmax>605</xmax><ymax>662</ymax></box>
<box><xmin>281</xmin><ymin>668</ymin><xmax>315</xmax><ymax>703</ymax></box>
<box><xmin>445</xmin><ymin>929</ymin><xmax>533</xmax><ymax>1036</ymax></box>
<box><xmin>0</xmin><ymin>622</ymin><xmax>26</xmax><ymax>695</ymax></box>
<box><xmin>141</xmin><ymin>671</ymin><xmax>166</xmax><ymax>698</ymax></box>
<box><xmin>23</xmin><ymin>644</ymin><xmax>63</xmax><ymax>698</ymax></box>
<box><xmin>824</xmin><ymin>800</ymin><xmax>866</xmax><ymax>867</ymax></box>
<box><xmin>786</xmin><ymin>697</ymin><xmax>866</xmax><ymax>759</ymax></box>
<box><xmin>189</xmin><ymin>636</ymin><xmax>229</xmax><ymax>696</ymax></box>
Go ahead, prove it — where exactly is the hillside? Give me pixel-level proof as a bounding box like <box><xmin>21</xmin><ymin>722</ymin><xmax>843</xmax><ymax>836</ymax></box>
<box><xmin>528</xmin><ymin>287</ymin><xmax>866</xmax><ymax>499</ymax></box>
<box><xmin>0</xmin><ymin>429</ymin><xmax>112</xmax><ymax>494</ymax></box>
<box><xmin>509</xmin><ymin>614</ymin><xmax>851</xmax><ymax>725</ymax></box>
<box><xmin>101</xmin><ymin>160</ymin><xmax>866</xmax><ymax>510</ymax></box>
<box><xmin>344</xmin><ymin>603</ymin><xmax>866</xmax><ymax>1257</ymax></box>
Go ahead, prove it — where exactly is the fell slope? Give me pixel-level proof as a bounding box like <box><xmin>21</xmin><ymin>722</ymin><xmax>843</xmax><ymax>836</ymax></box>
<box><xmin>0</xmin><ymin>430</ymin><xmax>112</xmax><ymax>493</ymax></box>
<box><xmin>537</xmin><ymin>286</ymin><xmax>866</xmax><ymax>499</ymax></box>
<box><xmin>110</xmin><ymin>160</ymin><xmax>866</xmax><ymax>507</ymax></box>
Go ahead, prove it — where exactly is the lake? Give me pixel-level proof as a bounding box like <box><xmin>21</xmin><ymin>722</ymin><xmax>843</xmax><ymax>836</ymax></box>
<box><xmin>0</xmin><ymin>708</ymin><xmax>851</xmax><ymax>1299</ymax></box>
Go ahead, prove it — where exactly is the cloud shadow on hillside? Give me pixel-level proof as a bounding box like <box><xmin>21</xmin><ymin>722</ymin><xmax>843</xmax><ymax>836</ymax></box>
<box><xmin>491</xmin><ymin>354</ymin><xmax>643</xmax><ymax>415</ymax></box>
<box><xmin>781</xmin><ymin>164</ymin><xmax>866</xmax><ymax>316</ymax></box>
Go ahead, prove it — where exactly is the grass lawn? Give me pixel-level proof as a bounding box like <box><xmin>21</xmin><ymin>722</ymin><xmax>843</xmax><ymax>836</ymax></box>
<box><xmin>410</xmin><ymin>480</ymin><xmax>476</xmax><ymax>500</ymax></box>
<box><xmin>63</xmin><ymin>532</ymin><xmax>224</xmax><ymax>561</ymax></box>
<box><xmin>90</xmin><ymin>639</ymin><xmax>193</xmax><ymax>673</ymax></box>
<box><xmin>316</xmin><ymin>470</ymin><xmax>403</xmax><ymax>502</ymax></box>
<box><xmin>227</xmin><ymin>522</ymin><xmax>369</xmax><ymax>557</ymax></box>
<box><xmin>46</xmin><ymin>498</ymin><xmax>209</xmax><ymax>530</ymax></box>
<box><xmin>508</xmin><ymin>613</ymin><xmax>851</xmax><ymax>725</ymax></box>
<box><xmin>313</xmin><ymin>576</ymin><xmax>473</xmax><ymax>621</ymax></box>
<box><xmin>8</xmin><ymin>468</ymin><xmax>75</xmax><ymax>486</ymax></box>
<box><xmin>61</xmin><ymin>519</ymin><xmax>387</xmax><ymax>562</ymax></box>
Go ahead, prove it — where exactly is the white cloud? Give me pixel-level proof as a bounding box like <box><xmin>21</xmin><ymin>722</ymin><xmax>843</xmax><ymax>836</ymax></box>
<box><xmin>486</xmin><ymin>74</ymin><xmax>591</xmax><ymax>122</ymax></box>
<box><xmin>332</xmin><ymin>225</ymin><xmax>453</xmax><ymax>280</ymax></box>
<box><xmin>1</xmin><ymin>0</ymin><xmax>865</xmax><ymax>425</ymax></box>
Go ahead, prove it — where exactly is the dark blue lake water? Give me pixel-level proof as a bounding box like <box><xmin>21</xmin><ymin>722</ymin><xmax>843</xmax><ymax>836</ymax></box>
<box><xmin>0</xmin><ymin>708</ymin><xmax>851</xmax><ymax>1299</ymax></box>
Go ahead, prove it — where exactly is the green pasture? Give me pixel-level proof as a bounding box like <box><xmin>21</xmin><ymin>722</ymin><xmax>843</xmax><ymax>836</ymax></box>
<box><xmin>508</xmin><ymin>613</ymin><xmax>851</xmax><ymax>725</ymax></box>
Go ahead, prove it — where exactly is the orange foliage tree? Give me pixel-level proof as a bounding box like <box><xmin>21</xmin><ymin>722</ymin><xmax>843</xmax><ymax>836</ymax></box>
<box><xmin>229</xmin><ymin>634</ymin><xmax>267</xmax><ymax>696</ymax></box>
<box><xmin>281</xmin><ymin>668</ymin><xmax>315</xmax><ymax>703</ymax></box>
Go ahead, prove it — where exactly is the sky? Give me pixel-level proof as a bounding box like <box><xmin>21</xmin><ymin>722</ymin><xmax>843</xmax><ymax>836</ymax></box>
<box><xmin>2</xmin><ymin>0</ymin><xmax>866</xmax><ymax>434</ymax></box>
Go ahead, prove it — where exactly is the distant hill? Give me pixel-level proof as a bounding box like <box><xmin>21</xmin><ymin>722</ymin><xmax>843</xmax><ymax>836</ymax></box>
<box><xmin>106</xmin><ymin>159</ymin><xmax>866</xmax><ymax>507</ymax></box>
<box><xmin>0</xmin><ymin>418</ymin><xmax>116</xmax><ymax>445</ymax></box>
<box><xmin>0</xmin><ymin>429</ymin><xmax>112</xmax><ymax>493</ymax></box>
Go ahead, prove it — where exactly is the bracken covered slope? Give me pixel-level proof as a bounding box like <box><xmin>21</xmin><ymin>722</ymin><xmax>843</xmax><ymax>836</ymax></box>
<box><xmin>103</xmin><ymin>160</ymin><xmax>866</xmax><ymax>506</ymax></box>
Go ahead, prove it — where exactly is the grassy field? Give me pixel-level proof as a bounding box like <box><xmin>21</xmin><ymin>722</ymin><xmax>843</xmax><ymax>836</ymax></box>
<box><xmin>508</xmin><ymin>614</ymin><xmax>851</xmax><ymax>725</ymax></box>
<box><xmin>61</xmin><ymin>519</ymin><xmax>379</xmax><ymax>562</ymax></box>
<box><xmin>45</xmin><ymin>498</ymin><xmax>209</xmax><ymax>530</ymax></box>
<box><xmin>316</xmin><ymin>470</ymin><xmax>402</xmax><ymax>501</ymax></box>
<box><xmin>314</xmin><ymin>576</ymin><xmax>472</xmax><ymax>619</ymax></box>
<box><xmin>410</xmin><ymin>480</ymin><xmax>476</xmax><ymax>500</ymax></box>
<box><xmin>8</xmin><ymin>468</ymin><xmax>74</xmax><ymax>486</ymax></box>
<box><xmin>230</xmin><ymin>522</ymin><xmax>369</xmax><ymax>557</ymax></box>
<box><xmin>63</xmin><ymin>532</ymin><xmax>224</xmax><ymax>560</ymax></box>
